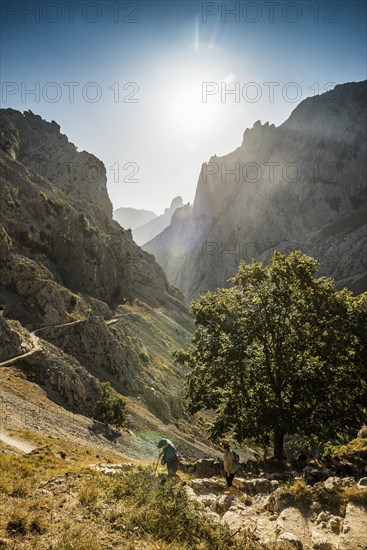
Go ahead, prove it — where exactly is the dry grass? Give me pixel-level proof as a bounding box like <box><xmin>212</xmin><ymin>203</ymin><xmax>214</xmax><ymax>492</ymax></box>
<box><xmin>7</xmin><ymin>428</ymin><xmax>129</xmax><ymax>465</ymax></box>
<box><xmin>78</xmin><ymin>479</ymin><xmax>103</xmax><ymax>506</ymax></box>
<box><xmin>312</xmin><ymin>484</ymin><xmax>347</xmax><ymax>516</ymax></box>
<box><xmin>345</xmin><ymin>485</ymin><xmax>367</xmax><ymax>505</ymax></box>
<box><xmin>337</xmin><ymin>437</ymin><xmax>367</xmax><ymax>453</ymax></box>
<box><xmin>0</xmin><ymin>450</ymin><xmax>276</xmax><ymax>550</ymax></box>
<box><xmin>269</xmin><ymin>479</ymin><xmax>313</xmax><ymax>512</ymax></box>
<box><xmin>1</xmin><ymin>432</ymin><xmax>364</xmax><ymax>549</ymax></box>
<box><xmin>53</xmin><ymin>522</ymin><xmax>103</xmax><ymax>550</ymax></box>
<box><xmin>0</xmin><ymin>454</ymin><xmax>38</xmax><ymax>496</ymax></box>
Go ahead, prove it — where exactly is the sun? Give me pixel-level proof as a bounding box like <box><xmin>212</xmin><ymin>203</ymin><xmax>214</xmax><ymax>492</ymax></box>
<box><xmin>156</xmin><ymin>36</ymin><xmax>236</xmax><ymax>140</ymax></box>
<box><xmin>169</xmin><ymin>79</ymin><xmax>220</xmax><ymax>135</ymax></box>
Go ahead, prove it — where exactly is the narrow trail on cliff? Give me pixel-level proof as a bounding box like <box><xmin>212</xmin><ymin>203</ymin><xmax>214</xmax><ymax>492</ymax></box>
<box><xmin>0</xmin><ymin>332</ymin><xmax>41</xmax><ymax>368</ymax></box>
<box><xmin>0</xmin><ymin>312</ymin><xmax>133</xmax><ymax>368</ymax></box>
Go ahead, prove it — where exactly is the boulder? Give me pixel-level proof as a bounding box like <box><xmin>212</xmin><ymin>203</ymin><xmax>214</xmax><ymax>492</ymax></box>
<box><xmin>339</xmin><ymin>502</ymin><xmax>367</xmax><ymax>549</ymax></box>
<box><xmin>357</xmin><ymin>477</ymin><xmax>367</xmax><ymax>488</ymax></box>
<box><xmin>277</xmin><ymin>531</ymin><xmax>303</xmax><ymax>549</ymax></box>
<box><xmin>212</xmin><ymin>494</ymin><xmax>235</xmax><ymax>514</ymax></box>
<box><xmin>323</xmin><ymin>477</ymin><xmax>341</xmax><ymax>490</ymax></box>
<box><xmin>189</xmin><ymin>478</ymin><xmax>223</xmax><ymax>495</ymax></box>
<box><xmin>242</xmin><ymin>477</ymin><xmax>271</xmax><ymax>495</ymax></box>
<box><xmin>311</xmin><ymin>532</ymin><xmax>334</xmax><ymax>550</ymax></box>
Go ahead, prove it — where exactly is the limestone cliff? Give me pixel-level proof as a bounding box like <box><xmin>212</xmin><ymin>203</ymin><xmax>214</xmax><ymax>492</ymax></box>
<box><xmin>0</xmin><ymin>109</ymin><xmax>184</xmax><ymax>311</ymax></box>
<box><xmin>0</xmin><ymin>109</ymin><xmax>192</xmax><ymax>426</ymax></box>
<box><xmin>144</xmin><ymin>81</ymin><xmax>367</xmax><ymax>301</ymax></box>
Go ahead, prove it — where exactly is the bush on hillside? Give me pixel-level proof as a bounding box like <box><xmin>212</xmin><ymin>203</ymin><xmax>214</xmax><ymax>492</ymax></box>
<box><xmin>94</xmin><ymin>382</ymin><xmax>126</xmax><ymax>428</ymax></box>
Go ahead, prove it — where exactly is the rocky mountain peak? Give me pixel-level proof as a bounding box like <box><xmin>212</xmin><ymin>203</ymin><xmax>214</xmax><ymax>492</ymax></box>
<box><xmin>144</xmin><ymin>80</ymin><xmax>367</xmax><ymax>301</ymax></box>
<box><xmin>1</xmin><ymin>108</ymin><xmax>112</xmax><ymax>218</ymax></box>
<box><xmin>0</xmin><ymin>108</ymin><xmax>185</xmax><ymax>310</ymax></box>
<box><xmin>170</xmin><ymin>196</ymin><xmax>183</xmax><ymax>211</ymax></box>
<box><xmin>134</xmin><ymin>196</ymin><xmax>185</xmax><ymax>246</ymax></box>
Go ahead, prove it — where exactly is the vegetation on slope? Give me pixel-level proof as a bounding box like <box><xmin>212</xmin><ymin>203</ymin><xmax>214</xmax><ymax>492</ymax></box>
<box><xmin>0</xmin><ymin>442</ymin><xmax>269</xmax><ymax>550</ymax></box>
<box><xmin>174</xmin><ymin>251</ymin><xmax>367</xmax><ymax>459</ymax></box>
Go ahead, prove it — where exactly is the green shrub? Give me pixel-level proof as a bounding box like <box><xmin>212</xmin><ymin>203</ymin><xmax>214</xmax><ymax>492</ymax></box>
<box><xmin>111</xmin><ymin>468</ymin><xmax>260</xmax><ymax>549</ymax></box>
<box><xmin>94</xmin><ymin>382</ymin><xmax>126</xmax><ymax>428</ymax></box>
<box><xmin>17</xmin><ymin>229</ymin><xmax>32</xmax><ymax>245</ymax></box>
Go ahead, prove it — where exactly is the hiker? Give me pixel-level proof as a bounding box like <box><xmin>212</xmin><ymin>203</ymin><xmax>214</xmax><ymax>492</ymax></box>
<box><xmin>332</xmin><ymin>455</ymin><xmax>359</xmax><ymax>480</ymax></box>
<box><xmin>157</xmin><ymin>438</ymin><xmax>185</xmax><ymax>484</ymax></box>
<box><xmin>220</xmin><ymin>438</ymin><xmax>239</xmax><ymax>492</ymax></box>
<box><xmin>295</xmin><ymin>450</ymin><xmax>308</xmax><ymax>471</ymax></box>
<box><xmin>323</xmin><ymin>454</ymin><xmax>333</xmax><ymax>467</ymax></box>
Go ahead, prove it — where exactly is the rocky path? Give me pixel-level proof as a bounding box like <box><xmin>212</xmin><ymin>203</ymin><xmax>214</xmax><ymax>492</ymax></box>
<box><xmin>106</xmin><ymin>312</ymin><xmax>131</xmax><ymax>326</ymax></box>
<box><xmin>33</xmin><ymin>318</ymin><xmax>88</xmax><ymax>335</ymax></box>
<box><xmin>31</xmin><ymin>312</ymin><xmax>131</xmax><ymax>333</ymax></box>
<box><xmin>185</xmin><ymin>476</ymin><xmax>367</xmax><ymax>549</ymax></box>
<box><xmin>82</xmin><ymin>466</ymin><xmax>367</xmax><ymax>548</ymax></box>
<box><xmin>0</xmin><ymin>314</ymin><xmax>129</xmax><ymax>365</ymax></box>
<box><xmin>0</xmin><ymin>332</ymin><xmax>41</xmax><ymax>367</ymax></box>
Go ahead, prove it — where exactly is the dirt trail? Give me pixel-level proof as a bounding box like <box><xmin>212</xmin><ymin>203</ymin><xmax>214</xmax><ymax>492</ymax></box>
<box><xmin>0</xmin><ymin>314</ymin><xmax>132</xmax><ymax>367</ymax></box>
<box><xmin>33</xmin><ymin>318</ymin><xmax>88</xmax><ymax>334</ymax></box>
<box><xmin>0</xmin><ymin>332</ymin><xmax>41</xmax><ymax>368</ymax></box>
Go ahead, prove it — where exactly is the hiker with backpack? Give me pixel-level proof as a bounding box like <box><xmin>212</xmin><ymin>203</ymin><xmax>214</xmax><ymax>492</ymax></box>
<box><xmin>220</xmin><ymin>438</ymin><xmax>239</xmax><ymax>492</ymax></box>
<box><xmin>157</xmin><ymin>438</ymin><xmax>185</xmax><ymax>485</ymax></box>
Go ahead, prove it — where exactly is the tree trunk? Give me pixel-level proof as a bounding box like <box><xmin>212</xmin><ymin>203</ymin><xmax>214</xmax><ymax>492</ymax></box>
<box><xmin>273</xmin><ymin>430</ymin><xmax>284</xmax><ymax>460</ymax></box>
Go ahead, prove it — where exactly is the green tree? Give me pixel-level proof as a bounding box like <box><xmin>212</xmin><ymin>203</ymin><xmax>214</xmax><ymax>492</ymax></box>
<box><xmin>174</xmin><ymin>252</ymin><xmax>367</xmax><ymax>459</ymax></box>
<box><xmin>94</xmin><ymin>381</ymin><xmax>126</xmax><ymax>428</ymax></box>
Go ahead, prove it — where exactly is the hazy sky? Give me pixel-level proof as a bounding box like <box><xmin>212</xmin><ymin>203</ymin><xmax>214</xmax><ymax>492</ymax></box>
<box><xmin>1</xmin><ymin>0</ymin><xmax>366</xmax><ymax>213</ymax></box>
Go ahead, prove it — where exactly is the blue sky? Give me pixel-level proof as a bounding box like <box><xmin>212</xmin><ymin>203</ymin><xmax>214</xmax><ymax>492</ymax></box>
<box><xmin>1</xmin><ymin>0</ymin><xmax>366</xmax><ymax>213</ymax></box>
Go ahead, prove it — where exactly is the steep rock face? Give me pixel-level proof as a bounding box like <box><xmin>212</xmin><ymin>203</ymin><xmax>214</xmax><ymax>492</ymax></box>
<box><xmin>36</xmin><ymin>316</ymin><xmax>145</xmax><ymax>395</ymax></box>
<box><xmin>0</xmin><ymin>315</ymin><xmax>27</xmax><ymax>361</ymax></box>
<box><xmin>34</xmin><ymin>304</ymin><xmax>193</xmax><ymax>422</ymax></box>
<box><xmin>144</xmin><ymin>81</ymin><xmax>367</xmax><ymax>301</ymax></box>
<box><xmin>258</xmin><ymin>205</ymin><xmax>367</xmax><ymax>294</ymax></box>
<box><xmin>3</xmin><ymin>109</ymin><xmax>112</xmax><ymax>216</ymax></box>
<box><xmin>0</xmin><ymin>314</ymin><xmax>100</xmax><ymax>414</ymax></box>
<box><xmin>21</xmin><ymin>344</ymin><xmax>101</xmax><ymax>416</ymax></box>
<box><xmin>0</xmin><ymin>109</ymin><xmax>184</xmax><ymax>310</ymax></box>
<box><xmin>0</xmin><ymin>109</ymin><xmax>192</xmax><ymax>424</ymax></box>
<box><xmin>133</xmin><ymin>196</ymin><xmax>183</xmax><ymax>246</ymax></box>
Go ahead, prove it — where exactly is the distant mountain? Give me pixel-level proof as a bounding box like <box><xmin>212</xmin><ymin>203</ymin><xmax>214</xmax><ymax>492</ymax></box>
<box><xmin>113</xmin><ymin>207</ymin><xmax>157</xmax><ymax>230</ymax></box>
<box><xmin>144</xmin><ymin>81</ymin><xmax>367</xmax><ymax>301</ymax></box>
<box><xmin>133</xmin><ymin>196</ymin><xmax>183</xmax><ymax>246</ymax></box>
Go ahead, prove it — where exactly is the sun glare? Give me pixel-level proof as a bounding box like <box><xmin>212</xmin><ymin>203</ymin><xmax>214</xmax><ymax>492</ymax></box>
<box><xmin>158</xmin><ymin>32</ymin><xmax>235</xmax><ymax>140</ymax></box>
<box><xmin>170</xmin><ymin>80</ymin><xmax>219</xmax><ymax>134</ymax></box>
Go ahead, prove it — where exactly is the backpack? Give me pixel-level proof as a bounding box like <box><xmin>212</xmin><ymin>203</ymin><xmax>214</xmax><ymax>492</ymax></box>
<box><xmin>162</xmin><ymin>443</ymin><xmax>178</xmax><ymax>465</ymax></box>
<box><xmin>232</xmin><ymin>450</ymin><xmax>240</xmax><ymax>465</ymax></box>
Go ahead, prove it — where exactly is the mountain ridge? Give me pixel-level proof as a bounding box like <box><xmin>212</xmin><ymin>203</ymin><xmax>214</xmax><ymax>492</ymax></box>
<box><xmin>132</xmin><ymin>196</ymin><xmax>184</xmax><ymax>246</ymax></box>
<box><xmin>144</xmin><ymin>80</ymin><xmax>367</xmax><ymax>301</ymax></box>
<box><xmin>113</xmin><ymin>206</ymin><xmax>157</xmax><ymax>231</ymax></box>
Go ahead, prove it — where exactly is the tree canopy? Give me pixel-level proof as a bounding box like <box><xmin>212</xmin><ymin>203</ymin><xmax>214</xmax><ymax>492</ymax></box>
<box><xmin>174</xmin><ymin>252</ymin><xmax>367</xmax><ymax>459</ymax></box>
<box><xmin>94</xmin><ymin>381</ymin><xmax>126</xmax><ymax>428</ymax></box>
